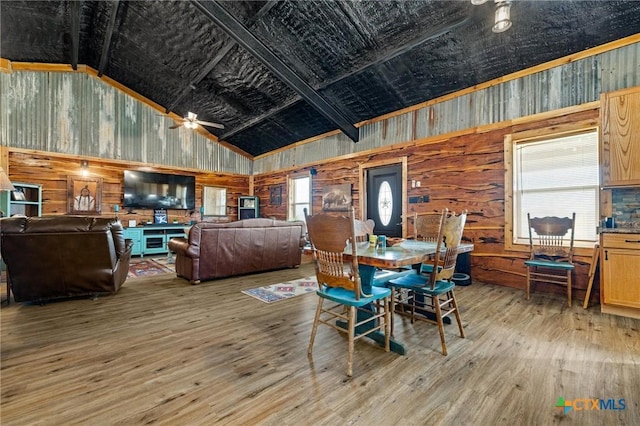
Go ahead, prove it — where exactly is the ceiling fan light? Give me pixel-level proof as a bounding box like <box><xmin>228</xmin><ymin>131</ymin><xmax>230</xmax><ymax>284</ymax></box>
<box><xmin>471</xmin><ymin>0</ymin><xmax>488</xmax><ymax>5</ymax></box>
<box><xmin>492</xmin><ymin>1</ymin><xmax>512</xmax><ymax>33</ymax></box>
<box><xmin>184</xmin><ymin>121</ymin><xmax>198</xmax><ymax>129</ymax></box>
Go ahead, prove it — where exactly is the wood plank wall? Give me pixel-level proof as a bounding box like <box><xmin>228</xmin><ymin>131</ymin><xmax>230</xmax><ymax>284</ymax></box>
<box><xmin>253</xmin><ymin>108</ymin><xmax>601</xmax><ymax>302</ymax></box>
<box><xmin>5</xmin><ymin>150</ymin><xmax>249</xmax><ymax>224</ymax></box>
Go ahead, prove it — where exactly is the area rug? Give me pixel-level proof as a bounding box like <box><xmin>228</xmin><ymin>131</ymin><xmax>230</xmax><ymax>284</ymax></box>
<box><xmin>241</xmin><ymin>276</ymin><xmax>318</xmax><ymax>303</ymax></box>
<box><xmin>128</xmin><ymin>257</ymin><xmax>175</xmax><ymax>278</ymax></box>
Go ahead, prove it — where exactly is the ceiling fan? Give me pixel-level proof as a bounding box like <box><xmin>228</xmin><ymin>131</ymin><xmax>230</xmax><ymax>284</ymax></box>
<box><xmin>169</xmin><ymin>112</ymin><xmax>224</xmax><ymax>130</ymax></box>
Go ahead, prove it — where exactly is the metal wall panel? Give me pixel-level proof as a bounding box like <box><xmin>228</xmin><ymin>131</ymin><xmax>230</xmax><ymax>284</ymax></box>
<box><xmin>254</xmin><ymin>42</ymin><xmax>639</xmax><ymax>174</ymax></box>
<box><xmin>0</xmin><ymin>71</ymin><xmax>251</xmax><ymax>174</ymax></box>
<box><xmin>1</xmin><ymin>43</ymin><xmax>637</xmax><ymax>176</ymax></box>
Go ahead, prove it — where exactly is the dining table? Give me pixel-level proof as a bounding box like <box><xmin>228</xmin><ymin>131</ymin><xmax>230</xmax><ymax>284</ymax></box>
<box><xmin>339</xmin><ymin>240</ymin><xmax>475</xmax><ymax>355</ymax></box>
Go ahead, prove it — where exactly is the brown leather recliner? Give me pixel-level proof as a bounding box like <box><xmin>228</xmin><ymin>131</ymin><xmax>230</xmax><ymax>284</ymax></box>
<box><xmin>0</xmin><ymin>216</ymin><xmax>133</xmax><ymax>303</ymax></box>
<box><xmin>168</xmin><ymin>218</ymin><xmax>306</xmax><ymax>284</ymax></box>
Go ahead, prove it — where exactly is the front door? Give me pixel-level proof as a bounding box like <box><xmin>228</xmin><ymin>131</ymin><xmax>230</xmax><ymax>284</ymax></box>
<box><xmin>366</xmin><ymin>164</ymin><xmax>403</xmax><ymax>237</ymax></box>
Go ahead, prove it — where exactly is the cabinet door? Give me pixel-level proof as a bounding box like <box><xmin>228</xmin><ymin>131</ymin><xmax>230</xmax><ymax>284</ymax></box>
<box><xmin>602</xmin><ymin>248</ymin><xmax>640</xmax><ymax>309</ymax></box>
<box><xmin>600</xmin><ymin>87</ymin><xmax>640</xmax><ymax>186</ymax></box>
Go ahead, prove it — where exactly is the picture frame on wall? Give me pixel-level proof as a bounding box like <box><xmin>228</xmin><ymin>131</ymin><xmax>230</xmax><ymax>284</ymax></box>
<box><xmin>67</xmin><ymin>176</ymin><xmax>103</xmax><ymax>215</ymax></box>
<box><xmin>322</xmin><ymin>183</ymin><xmax>352</xmax><ymax>211</ymax></box>
<box><xmin>269</xmin><ymin>184</ymin><xmax>283</xmax><ymax>206</ymax></box>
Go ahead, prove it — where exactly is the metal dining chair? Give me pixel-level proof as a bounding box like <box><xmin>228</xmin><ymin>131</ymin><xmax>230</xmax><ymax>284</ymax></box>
<box><xmin>304</xmin><ymin>207</ymin><xmax>392</xmax><ymax>377</ymax></box>
<box><xmin>524</xmin><ymin>213</ymin><xmax>576</xmax><ymax>307</ymax></box>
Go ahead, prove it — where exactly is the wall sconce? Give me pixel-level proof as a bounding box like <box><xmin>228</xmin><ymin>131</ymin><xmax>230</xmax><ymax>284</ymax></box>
<box><xmin>81</xmin><ymin>160</ymin><xmax>89</xmax><ymax>176</ymax></box>
<box><xmin>492</xmin><ymin>1</ymin><xmax>512</xmax><ymax>33</ymax></box>
<box><xmin>471</xmin><ymin>0</ymin><xmax>513</xmax><ymax>33</ymax></box>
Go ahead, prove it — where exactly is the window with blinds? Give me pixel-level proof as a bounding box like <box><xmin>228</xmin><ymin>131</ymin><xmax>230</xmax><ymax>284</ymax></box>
<box><xmin>513</xmin><ymin>130</ymin><xmax>599</xmax><ymax>245</ymax></box>
<box><xmin>288</xmin><ymin>175</ymin><xmax>311</xmax><ymax>221</ymax></box>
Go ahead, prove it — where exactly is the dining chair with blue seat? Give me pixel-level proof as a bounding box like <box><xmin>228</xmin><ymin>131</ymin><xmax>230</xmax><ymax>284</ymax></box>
<box><xmin>524</xmin><ymin>213</ymin><xmax>576</xmax><ymax>308</ymax></box>
<box><xmin>388</xmin><ymin>209</ymin><xmax>467</xmax><ymax>356</ymax></box>
<box><xmin>304</xmin><ymin>207</ymin><xmax>392</xmax><ymax>377</ymax></box>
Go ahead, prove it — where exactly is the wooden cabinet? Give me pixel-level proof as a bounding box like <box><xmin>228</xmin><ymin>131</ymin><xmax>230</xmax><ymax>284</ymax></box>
<box><xmin>123</xmin><ymin>225</ymin><xmax>186</xmax><ymax>257</ymax></box>
<box><xmin>600</xmin><ymin>233</ymin><xmax>640</xmax><ymax>319</ymax></box>
<box><xmin>0</xmin><ymin>182</ymin><xmax>42</xmax><ymax>217</ymax></box>
<box><xmin>123</xmin><ymin>227</ymin><xmax>143</xmax><ymax>256</ymax></box>
<box><xmin>600</xmin><ymin>86</ymin><xmax>640</xmax><ymax>187</ymax></box>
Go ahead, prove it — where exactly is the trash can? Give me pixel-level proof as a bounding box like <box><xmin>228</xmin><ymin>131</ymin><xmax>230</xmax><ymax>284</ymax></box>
<box><xmin>452</xmin><ymin>272</ymin><xmax>471</xmax><ymax>286</ymax></box>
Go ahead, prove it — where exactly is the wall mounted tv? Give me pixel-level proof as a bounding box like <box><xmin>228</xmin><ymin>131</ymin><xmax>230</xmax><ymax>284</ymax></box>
<box><xmin>123</xmin><ymin>170</ymin><xmax>195</xmax><ymax>210</ymax></box>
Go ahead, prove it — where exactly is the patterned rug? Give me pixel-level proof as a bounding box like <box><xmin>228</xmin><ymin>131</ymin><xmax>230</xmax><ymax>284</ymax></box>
<box><xmin>128</xmin><ymin>257</ymin><xmax>176</xmax><ymax>278</ymax></box>
<box><xmin>241</xmin><ymin>276</ymin><xmax>318</xmax><ymax>303</ymax></box>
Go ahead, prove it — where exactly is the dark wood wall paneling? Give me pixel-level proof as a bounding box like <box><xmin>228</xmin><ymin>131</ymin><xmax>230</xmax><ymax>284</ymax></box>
<box><xmin>7</xmin><ymin>151</ymin><xmax>249</xmax><ymax>224</ymax></box>
<box><xmin>6</xmin><ymin>108</ymin><xmax>600</xmax><ymax>302</ymax></box>
<box><xmin>253</xmin><ymin>108</ymin><xmax>601</xmax><ymax>302</ymax></box>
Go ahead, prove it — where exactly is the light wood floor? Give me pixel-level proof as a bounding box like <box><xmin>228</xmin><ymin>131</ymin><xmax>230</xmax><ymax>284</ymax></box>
<box><xmin>1</xmin><ymin>262</ymin><xmax>639</xmax><ymax>425</ymax></box>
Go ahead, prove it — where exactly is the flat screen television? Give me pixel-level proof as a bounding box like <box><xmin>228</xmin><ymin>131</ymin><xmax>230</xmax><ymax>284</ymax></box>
<box><xmin>123</xmin><ymin>170</ymin><xmax>195</xmax><ymax>210</ymax></box>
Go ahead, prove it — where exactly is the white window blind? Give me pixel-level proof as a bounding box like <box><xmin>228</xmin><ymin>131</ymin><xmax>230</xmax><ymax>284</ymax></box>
<box><xmin>288</xmin><ymin>175</ymin><xmax>310</xmax><ymax>221</ymax></box>
<box><xmin>514</xmin><ymin>130</ymin><xmax>599</xmax><ymax>245</ymax></box>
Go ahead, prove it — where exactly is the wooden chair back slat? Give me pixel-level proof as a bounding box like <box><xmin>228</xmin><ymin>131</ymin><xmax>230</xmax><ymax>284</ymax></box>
<box><xmin>304</xmin><ymin>207</ymin><xmax>362</xmax><ymax>299</ymax></box>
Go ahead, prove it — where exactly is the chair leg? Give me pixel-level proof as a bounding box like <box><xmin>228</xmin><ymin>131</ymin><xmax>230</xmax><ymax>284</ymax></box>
<box><xmin>384</xmin><ymin>296</ymin><xmax>391</xmax><ymax>352</ymax></box>
<box><xmin>389</xmin><ymin>286</ymin><xmax>398</xmax><ymax>336</ymax></box>
<box><xmin>567</xmin><ymin>270</ymin><xmax>572</xmax><ymax>308</ymax></box>
<box><xmin>525</xmin><ymin>266</ymin><xmax>531</xmax><ymax>300</ymax></box>
<box><xmin>308</xmin><ymin>297</ymin><xmax>323</xmax><ymax>355</ymax></box>
<box><xmin>347</xmin><ymin>305</ymin><xmax>356</xmax><ymax>377</ymax></box>
<box><xmin>433</xmin><ymin>294</ymin><xmax>448</xmax><ymax>356</ymax></box>
<box><xmin>450</xmin><ymin>290</ymin><xmax>465</xmax><ymax>339</ymax></box>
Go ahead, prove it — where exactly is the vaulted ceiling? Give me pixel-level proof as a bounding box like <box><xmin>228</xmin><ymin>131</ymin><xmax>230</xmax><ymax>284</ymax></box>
<box><xmin>2</xmin><ymin>1</ymin><xmax>640</xmax><ymax>157</ymax></box>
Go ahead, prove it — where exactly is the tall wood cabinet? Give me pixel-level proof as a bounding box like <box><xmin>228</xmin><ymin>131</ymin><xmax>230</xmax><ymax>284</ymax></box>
<box><xmin>600</xmin><ymin>86</ymin><xmax>640</xmax><ymax>187</ymax></box>
<box><xmin>600</xmin><ymin>233</ymin><xmax>640</xmax><ymax>319</ymax></box>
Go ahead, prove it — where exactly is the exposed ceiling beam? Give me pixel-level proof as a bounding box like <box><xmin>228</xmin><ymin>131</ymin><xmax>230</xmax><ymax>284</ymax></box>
<box><xmin>166</xmin><ymin>1</ymin><xmax>278</xmax><ymax>113</ymax></box>
<box><xmin>192</xmin><ymin>0</ymin><xmax>360</xmax><ymax>143</ymax></box>
<box><xmin>220</xmin><ymin>16</ymin><xmax>470</xmax><ymax>141</ymax></box>
<box><xmin>70</xmin><ymin>0</ymin><xmax>81</xmax><ymax>70</ymax></box>
<box><xmin>98</xmin><ymin>0</ymin><xmax>121</xmax><ymax>77</ymax></box>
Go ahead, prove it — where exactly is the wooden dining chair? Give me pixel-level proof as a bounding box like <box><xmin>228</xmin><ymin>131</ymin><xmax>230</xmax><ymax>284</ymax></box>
<box><xmin>388</xmin><ymin>210</ymin><xmax>467</xmax><ymax>356</ymax></box>
<box><xmin>304</xmin><ymin>207</ymin><xmax>392</xmax><ymax>377</ymax></box>
<box><xmin>524</xmin><ymin>213</ymin><xmax>576</xmax><ymax>307</ymax></box>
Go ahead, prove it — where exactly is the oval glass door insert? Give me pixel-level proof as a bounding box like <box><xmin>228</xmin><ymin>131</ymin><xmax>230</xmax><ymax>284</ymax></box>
<box><xmin>378</xmin><ymin>181</ymin><xmax>393</xmax><ymax>226</ymax></box>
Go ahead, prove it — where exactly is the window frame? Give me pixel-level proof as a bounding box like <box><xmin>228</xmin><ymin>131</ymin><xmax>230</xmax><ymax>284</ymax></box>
<box><xmin>287</xmin><ymin>173</ymin><xmax>312</xmax><ymax>221</ymax></box>
<box><xmin>504</xmin><ymin>120</ymin><xmax>599</xmax><ymax>255</ymax></box>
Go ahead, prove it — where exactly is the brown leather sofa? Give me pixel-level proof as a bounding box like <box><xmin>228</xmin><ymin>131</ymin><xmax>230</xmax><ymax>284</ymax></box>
<box><xmin>0</xmin><ymin>216</ymin><xmax>133</xmax><ymax>303</ymax></box>
<box><xmin>168</xmin><ymin>218</ymin><xmax>306</xmax><ymax>284</ymax></box>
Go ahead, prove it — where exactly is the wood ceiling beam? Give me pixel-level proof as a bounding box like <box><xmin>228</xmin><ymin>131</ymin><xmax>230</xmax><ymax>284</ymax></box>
<box><xmin>98</xmin><ymin>0</ymin><xmax>121</xmax><ymax>77</ymax></box>
<box><xmin>166</xmin><ymin>1</ymin><xmax>278</xmax><ymax>114</ymax></box>
<box><xmin>192</xmin><ymin>0</ymin><xmax>360</xmax><ymax>143</ymax></box>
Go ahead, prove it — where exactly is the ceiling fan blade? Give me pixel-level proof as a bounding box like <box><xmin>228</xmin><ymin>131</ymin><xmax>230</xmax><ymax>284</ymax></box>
<box><xmin>168</xmin><ymin>123</ymin><xmax>183</xmax><ymax>129</ymax></box>
<box><xmin>196</xmin><ymin>120</ymin><xmax>225</xmax><ymax>129</ymax></box>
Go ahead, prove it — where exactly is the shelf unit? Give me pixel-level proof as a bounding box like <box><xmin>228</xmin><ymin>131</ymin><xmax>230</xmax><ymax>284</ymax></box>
<box><xmin>238</xmin><ymin>196</ymin><xmax>259</xmax><ymax>220</ymax></box>
<box><xmin>0</xmin><ymin>182</ymin><xmax>42</xmax><ymax>217</ymax></box>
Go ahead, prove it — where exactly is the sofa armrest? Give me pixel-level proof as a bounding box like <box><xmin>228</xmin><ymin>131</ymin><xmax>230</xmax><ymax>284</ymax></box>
<box><xmin>168</xmin><ymin>237</ymin><xmax>198</xmax><ymax>258</ymax></box>
<box><xmin>113</xmin><ymin>238</ymin><xmax>134</xmax><ymax>287</ymax></box>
